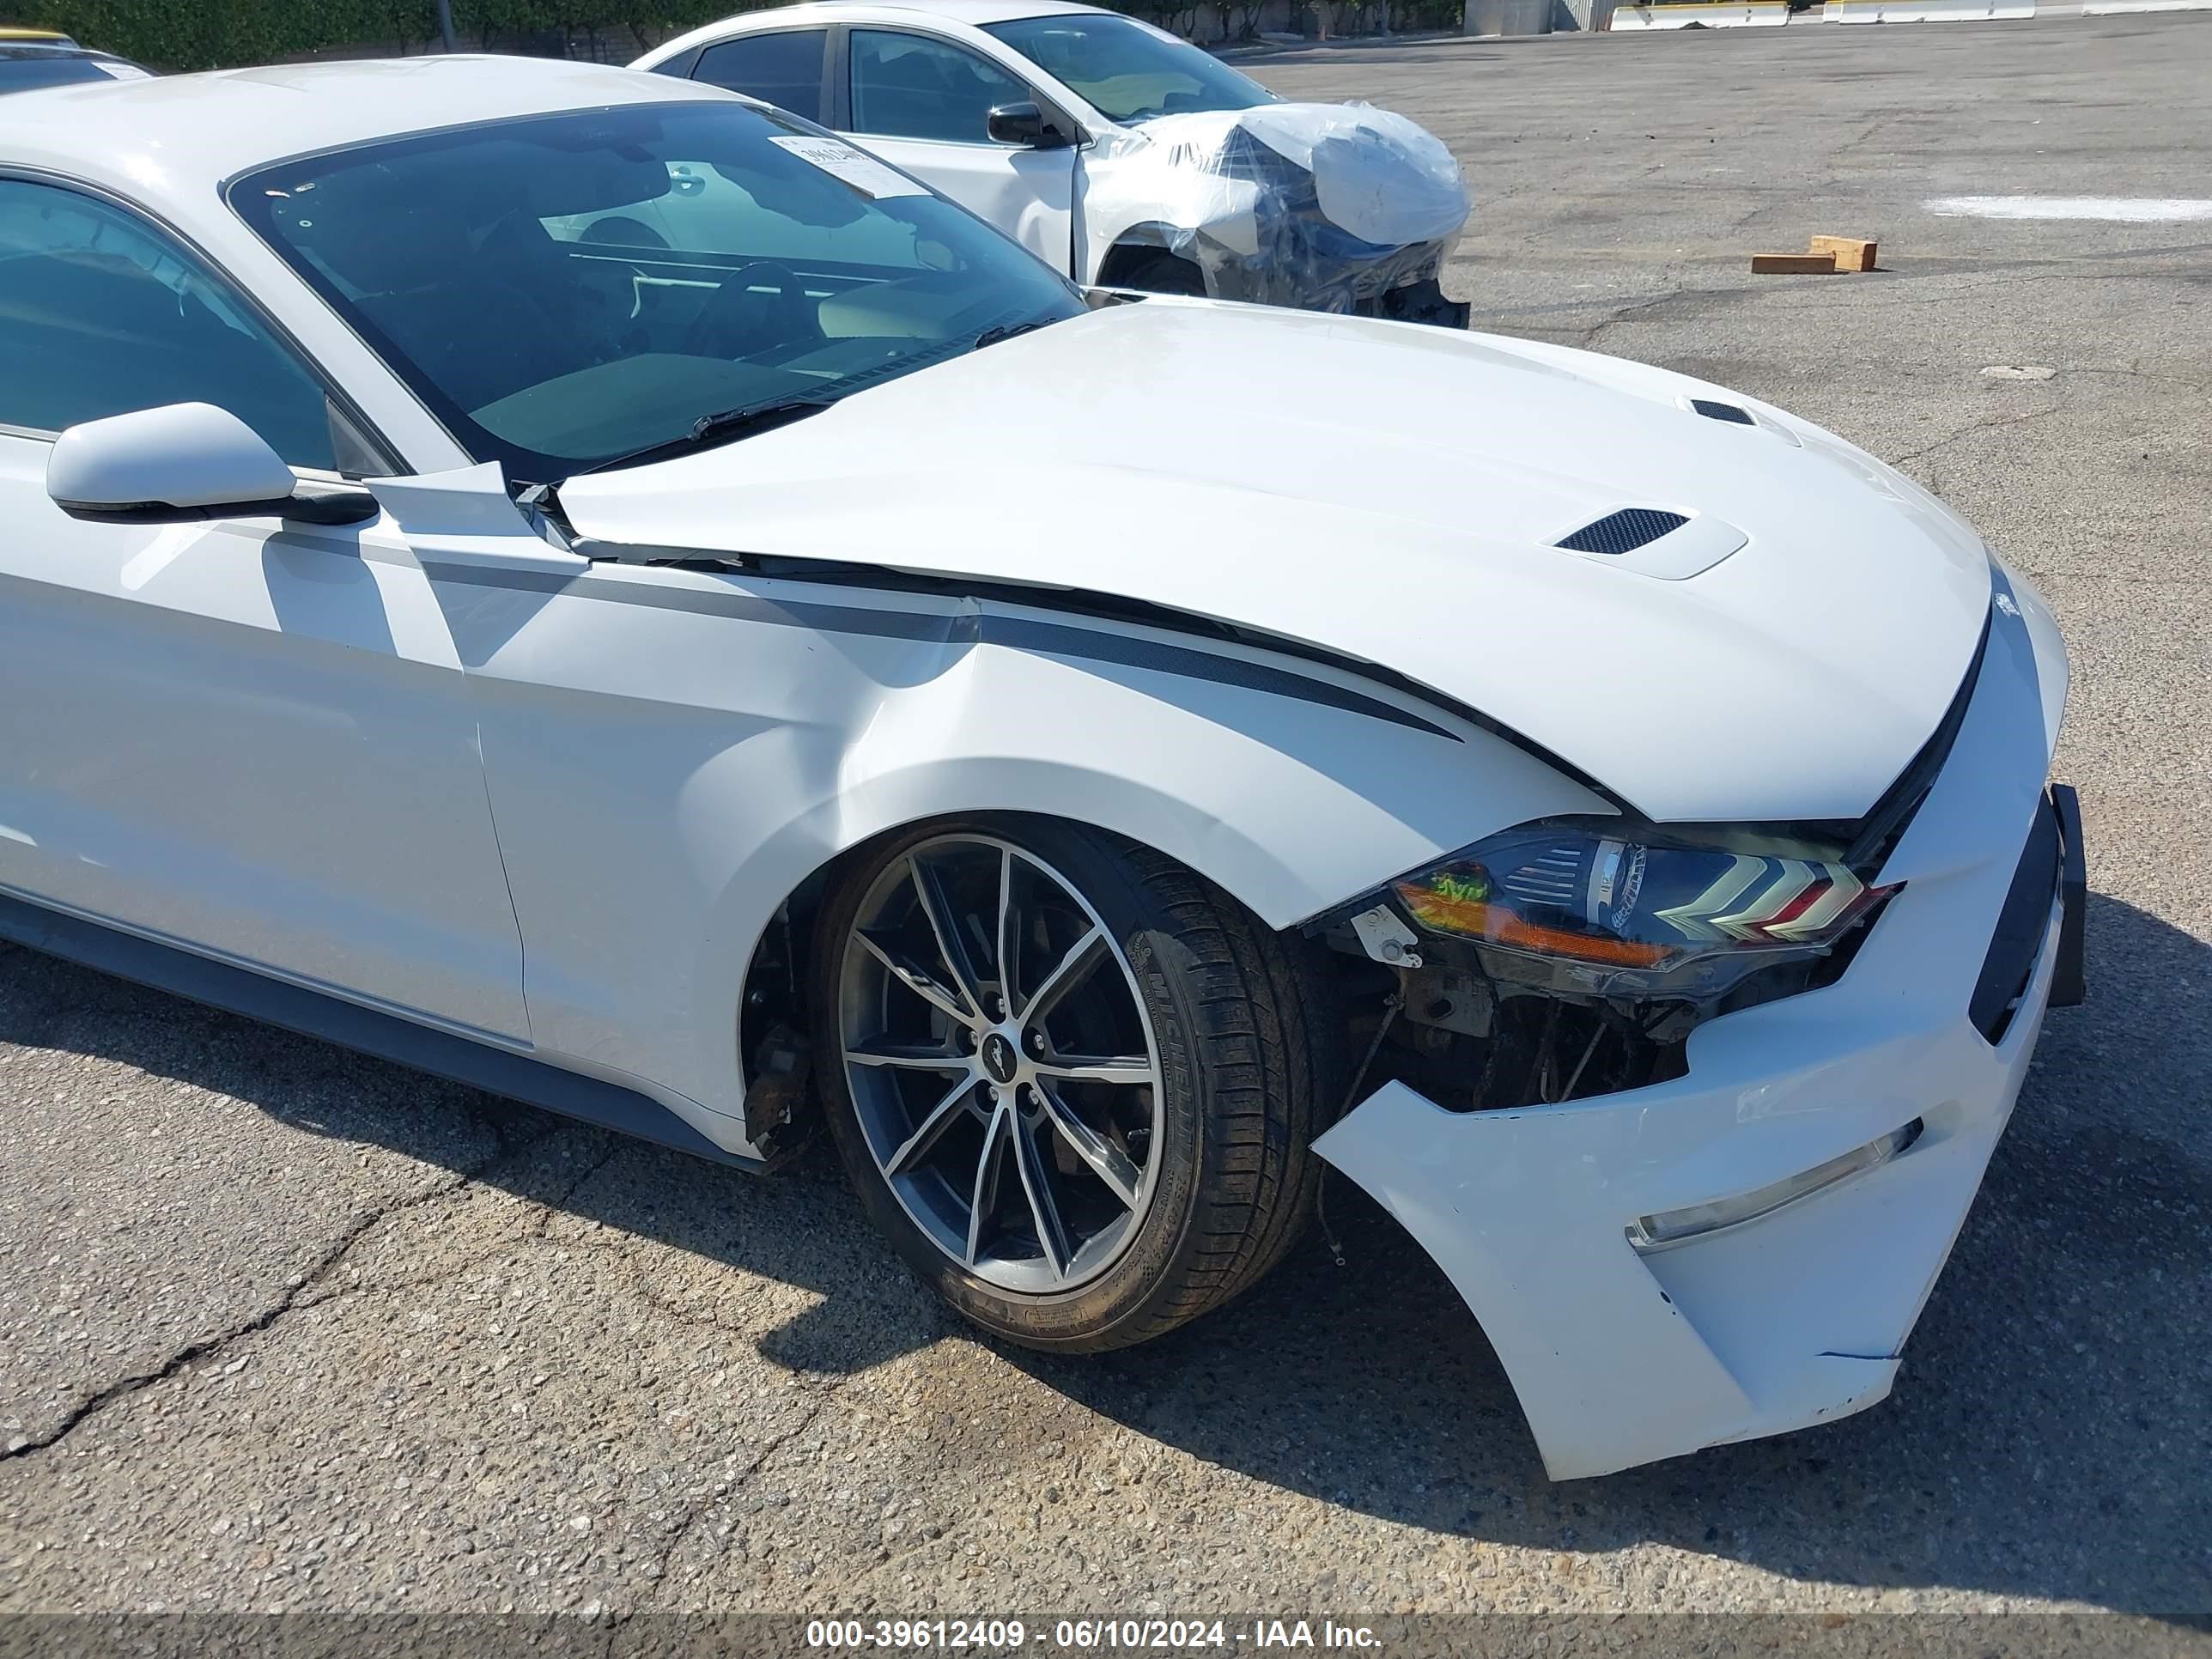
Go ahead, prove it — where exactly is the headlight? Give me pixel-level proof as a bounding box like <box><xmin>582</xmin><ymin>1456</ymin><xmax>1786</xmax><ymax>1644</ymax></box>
<box><xmin>1389</xmin><ymin>818</ymin><xmax>1896</xmax><ymax>997</ymax></box>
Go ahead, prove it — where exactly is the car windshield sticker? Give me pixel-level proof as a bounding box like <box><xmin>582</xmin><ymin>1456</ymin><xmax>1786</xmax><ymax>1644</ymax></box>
<box><xmin>94</xmin><ymin>61</ymin><xmax>153</xmax><ymax>79</ymax></box>
<box><xmin>768</xmin><ymin>135</ymin><xmax>925</xmax><ymax>200</ymax></box>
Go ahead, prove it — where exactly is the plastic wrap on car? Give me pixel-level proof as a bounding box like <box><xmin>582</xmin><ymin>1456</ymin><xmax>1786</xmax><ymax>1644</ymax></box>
<box><xmin>1085</xmin><ymin>101</ymin><xmax>1471</xmax><ymax>315</ymax></box>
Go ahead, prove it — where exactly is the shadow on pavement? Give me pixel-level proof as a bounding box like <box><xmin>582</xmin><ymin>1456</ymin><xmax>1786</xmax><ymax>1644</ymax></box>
<box><xmin>3</xmin><ymin>890</ymin><xmax>2203</xmax><ymax>1613</ymax></box>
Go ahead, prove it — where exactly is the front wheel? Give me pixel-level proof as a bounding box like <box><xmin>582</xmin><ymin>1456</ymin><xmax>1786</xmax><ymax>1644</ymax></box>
<box><xmin>812</xmin><ymin>820</ymin><xmax>1334</xmax><ymax>1352</ymax></box>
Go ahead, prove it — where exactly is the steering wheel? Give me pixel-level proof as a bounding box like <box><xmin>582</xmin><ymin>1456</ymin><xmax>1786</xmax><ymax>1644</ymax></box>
<box><xmin>683</xmin><ymin>258</ymin><xmax>817</xmax><ymax>362</ymax></box>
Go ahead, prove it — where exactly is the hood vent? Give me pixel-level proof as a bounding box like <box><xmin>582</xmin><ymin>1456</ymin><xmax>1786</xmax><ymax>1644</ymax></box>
<box><xmin>1557</xmin><ymin>508</ymin><xmax>1689</xmax><ymax>556</ymax></box>
<box><xmin>1691</xmin><ymin>398</ymin><xmax>1756</xmax><ymax>426</ymax></box>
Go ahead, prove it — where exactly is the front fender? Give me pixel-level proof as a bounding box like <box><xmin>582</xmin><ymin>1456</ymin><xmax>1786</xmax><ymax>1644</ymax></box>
<box><xmin>445</xmin><ymin>560</ymin><xmax>1603</xmax><ymax>1138</ymax></box>
<box><xmin>684</xmin><ymin>609</ymin><xmax>1604</xmax><ymax>1130</ymax></box>
<box><xmin>1079</xmin><ymin>157</ymin><xmax>1267</xmax><ymax>282</ymax></box>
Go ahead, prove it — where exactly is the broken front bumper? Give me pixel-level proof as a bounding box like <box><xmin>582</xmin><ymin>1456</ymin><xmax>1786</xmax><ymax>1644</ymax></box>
<box><xmin>1360</xmin><ymin>274</ymin><xmax>1471</xmax><ymax>331</ymax></box>
<box><xmin>1209</xmin><ymin>233</ymin><xmax>1467</xmax><ymax>328</ymax></box>
<box><xmin>1315</xmin><ymin>569</ymin><xmax>2073</xmax><ymax>1480</ymax></box>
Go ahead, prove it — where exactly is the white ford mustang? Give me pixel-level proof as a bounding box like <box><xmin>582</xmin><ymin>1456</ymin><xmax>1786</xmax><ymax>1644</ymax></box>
<box><xmin>0</xmin><ymin>58</ymin><xmax>2081</xmax><ymax>1480</ymax></box>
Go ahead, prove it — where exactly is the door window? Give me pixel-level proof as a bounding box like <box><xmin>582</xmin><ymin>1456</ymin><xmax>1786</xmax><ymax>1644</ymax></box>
<box><xmin>692</xmin><ymin>30</ymin><xmax>828</xmax><ymax>124</ymax></box>
<box><xmin>848</xmin><ymin>29</ymin><xmax>1031</xmax><ymax>145</ymax></box>
<box><xmin>0</xmin><ymin>179</ymin><xmax>340</xmax><ymax>469</ymax></box>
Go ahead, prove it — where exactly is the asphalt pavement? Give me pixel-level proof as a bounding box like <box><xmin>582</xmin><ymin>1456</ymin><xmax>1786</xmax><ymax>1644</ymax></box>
<box><xmin>2</xmin><ymin>12</ymin><xmax>2208</xmax><ymax>1635</ymax></box>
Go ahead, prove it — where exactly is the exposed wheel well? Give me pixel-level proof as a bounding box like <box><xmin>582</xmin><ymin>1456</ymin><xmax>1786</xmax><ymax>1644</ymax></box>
<box><xmin>1092</xmin><ymin>237</ymin><xmax>1206</xmax><ymax>295</ymax></box>
<box><xmin>732</xmin><ymin>855</ymin><xmax>836</xmax><ymax>1160</ymax></box>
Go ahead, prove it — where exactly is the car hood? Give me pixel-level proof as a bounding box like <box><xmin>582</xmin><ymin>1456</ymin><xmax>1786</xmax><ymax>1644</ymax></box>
<box><xmin>555</xmin><ymin>300</ymin><xmax>1993</xmax><ymax>823</ymax></box>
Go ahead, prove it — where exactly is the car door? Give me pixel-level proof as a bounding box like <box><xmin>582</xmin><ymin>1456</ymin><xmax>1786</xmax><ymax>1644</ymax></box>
<box><xmin>0</xmin><ymin>177</ymin><xmax>530</xmax><ymax>1040</ymax></box>
<box><xmin>840</xmin><ymin>26</ymin><xmax>1078</xmax><ymax>276</ymax></box>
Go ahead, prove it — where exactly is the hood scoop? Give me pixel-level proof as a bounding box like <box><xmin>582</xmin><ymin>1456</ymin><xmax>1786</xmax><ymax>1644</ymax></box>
<box><xmin>1681</xmin><ymin>393</ymin><xmax>1802</xmax><ymax>447</ymax></box>
<box><xmin>1552</xmin><ymin>507</ymin><xmax>1747</xmax><ymax>580</ymax></box>
<box><xmin>1690</xmin><ymin>398</ymin><xmax>1757</xmax><ymax>426</ymax></box>
<box><xmin>1558</xmin><ymin>507</ymin><xmax>1689</xmax><ymax>555</ymax></box>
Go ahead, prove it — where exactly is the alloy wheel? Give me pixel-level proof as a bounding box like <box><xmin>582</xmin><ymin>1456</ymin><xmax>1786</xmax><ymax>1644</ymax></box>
<box><xmin>836</xmin><ymin>834</ymin><xmax>1164</xmax><ymax>1294</ymax></box>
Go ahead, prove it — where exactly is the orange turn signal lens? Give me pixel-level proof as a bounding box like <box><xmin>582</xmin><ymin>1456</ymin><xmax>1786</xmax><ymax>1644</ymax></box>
<box><xmin>1392</xmin><ymin>887</ymin><xmax>1674</xmax><ymax>969</ymax></box>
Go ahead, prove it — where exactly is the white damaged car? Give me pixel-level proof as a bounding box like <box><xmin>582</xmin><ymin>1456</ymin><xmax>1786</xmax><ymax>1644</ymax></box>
<box><xmin>635</xmin><ymin>0</ymin><xmax>1473</xmax><ymax>324</ymax></box>
<box><xmin>0</xmin><ymin>58</ymin><xmax>2080</xmax><ymax>1480</ymax></box>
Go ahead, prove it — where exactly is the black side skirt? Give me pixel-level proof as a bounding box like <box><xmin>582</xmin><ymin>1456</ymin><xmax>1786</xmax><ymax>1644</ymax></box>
<box><xmin>0</xmin><ymin>890</ymin><xmax>759</xmax><ymax>1171</ymax></box>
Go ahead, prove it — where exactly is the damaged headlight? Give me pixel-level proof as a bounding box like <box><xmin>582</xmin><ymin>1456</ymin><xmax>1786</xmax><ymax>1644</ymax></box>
<box><xmin>1385</xmin><ymin>819</ymin><xmax>1897</xmax><ymax>998</ymax></box>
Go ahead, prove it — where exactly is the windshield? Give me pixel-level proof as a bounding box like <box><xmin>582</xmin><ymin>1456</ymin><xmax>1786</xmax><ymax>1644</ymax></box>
<box><xmin>230</xmin><ymin>101</ymin><xmax>1085</xmax><ymax>483</ymax></box>
<box><xmin>0</xmin><ymin>48</ymin><xmax>142</xmax><ymax>93</ymax></box>
<box><xmin>982</xmin><ymin>15</ymin><xmax>1275</xmax><ymax>124</ymax></box>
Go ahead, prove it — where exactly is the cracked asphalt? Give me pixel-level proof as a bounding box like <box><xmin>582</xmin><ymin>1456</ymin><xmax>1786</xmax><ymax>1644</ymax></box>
<box><xmin>3</xmin><ymin>12</ymin><xmax>2209</xmax><ymax>1638</ymax></box>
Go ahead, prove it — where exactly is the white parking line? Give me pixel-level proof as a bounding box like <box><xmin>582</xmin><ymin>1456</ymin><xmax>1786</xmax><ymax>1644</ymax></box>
<box><xmin>1926</xmin><ymin>196</ymin><xmax>2212</xmax><ymax>222</ymax></box>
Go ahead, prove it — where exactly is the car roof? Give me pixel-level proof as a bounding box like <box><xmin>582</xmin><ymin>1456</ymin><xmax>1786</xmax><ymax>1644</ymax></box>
<box><xmin>0</xmin><ymin>26</ymin><xmax>75</xmax><ymax>42</ymax></box>
<box><xmin>0</xmin><ymin>54</ymin><xmax>717</xmax><ymax>204</ymax></box>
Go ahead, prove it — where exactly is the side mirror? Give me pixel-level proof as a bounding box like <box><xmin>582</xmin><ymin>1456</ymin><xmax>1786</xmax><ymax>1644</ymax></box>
<box><xmin>988</xmin><ymin>100</ymin><xmax>1068</xmax><ymax>149</ymax></box>
<box><xmin>46</xmin><ymin>402</ymin><xmax>379</xmax><ymax>526</ymax></box>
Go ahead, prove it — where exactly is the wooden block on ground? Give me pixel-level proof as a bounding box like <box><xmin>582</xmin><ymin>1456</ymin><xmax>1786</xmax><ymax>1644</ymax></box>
<box><xmin>1751</xmin><ymin>252</ymin><xmax>1838</xmax><ymax>275</ymax></box>
<box><xmin>1808</xmin><ymin>234</ymin><xmax>1879</xmax><ymax>272</ymax></box>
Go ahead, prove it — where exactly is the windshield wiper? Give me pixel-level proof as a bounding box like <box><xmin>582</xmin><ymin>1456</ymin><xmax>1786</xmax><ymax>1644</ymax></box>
<box><xmin>581</xmin><ymin>393</ymin><xmax>842</xmax><ymax>475</ymax></box>
<box><xmin>684</xmin><ymin>394</ymin><xmax>842</xmax><ymax>445</ymax></box>
<box><xmin>972</xmin><ymin>317</ymin><xmax>1061</xmax><ymax>351</ymax></box>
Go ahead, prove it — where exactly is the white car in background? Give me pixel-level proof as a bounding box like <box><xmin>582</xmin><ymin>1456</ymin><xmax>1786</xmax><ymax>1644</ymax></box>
<box><xmin>0</xmin><ymin>32</ymin><xmax>152</xmax><ymax>94</ymax></box>
<box><xmin>0</xmin><ymin>58</ymin><xmax>2078</xmax><ymax>1481</ymax></box>
<box><xmin>635</xmin><ymin>0</ymin><xmax>1473</xmax><ymax>324</ymax></box>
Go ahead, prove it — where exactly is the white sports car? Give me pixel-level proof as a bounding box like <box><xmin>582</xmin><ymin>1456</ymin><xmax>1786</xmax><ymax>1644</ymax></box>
<box><xmin>0</xmin><ymin>58</ymin><xmax>2080</xmax><ymax>1481</ymax></box>
<box><xmin>634</xmin><ymin>0</ymin><xmax>1474</xmax><ymax>325</ymax></box>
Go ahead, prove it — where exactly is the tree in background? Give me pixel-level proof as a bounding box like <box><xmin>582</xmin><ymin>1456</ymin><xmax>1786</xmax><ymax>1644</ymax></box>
<box><xmin>0</xmin><ymin>0</ymin><xmax>1463</xmax><ymax>72</ymax></box>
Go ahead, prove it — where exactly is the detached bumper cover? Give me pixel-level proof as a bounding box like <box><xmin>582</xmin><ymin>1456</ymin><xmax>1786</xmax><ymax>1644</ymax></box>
<box><xmin>1315</xmin><ymin>568</ymin><xmax>2071</xmax><ymax>1480</ymax></box>
<box><xmin>1211</xmin><ymin>232</ymin><xmax>1462</xmax><ymax>324</ymax></box>
<box><xmin>2050</xmin><ymin>781</ymin><xmax>2087</xmax><ymax>1008</ymax></box>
